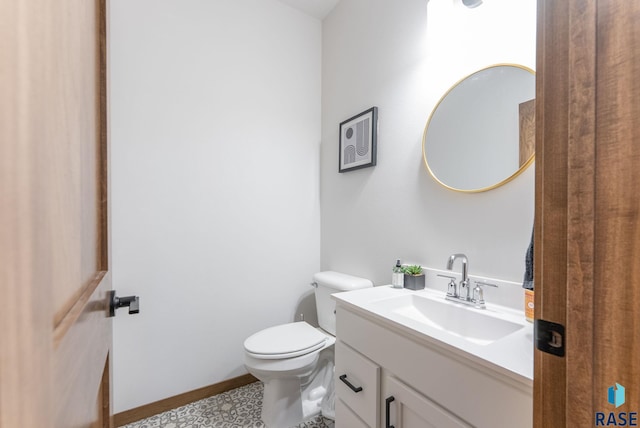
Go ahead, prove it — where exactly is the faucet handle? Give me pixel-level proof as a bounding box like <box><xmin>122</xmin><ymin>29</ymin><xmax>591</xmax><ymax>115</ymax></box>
<box><xmin>472</xmin><ymin>284</ymin><xmax>485</xmax><ymax>305</ymax></box>
<box><xmin>471</xmin><ymin>280</ymin><xmax>496</xmax><ymax>306</ymax></box>
<box><xmin>473</xmin><ymin>280</ymin><xmax>497</xmax><ymax>288</ymax></box>
<box><xmin>438</xmin><ymin>274</ymin><xmax>457</xmax><ymax>297</ymax></box>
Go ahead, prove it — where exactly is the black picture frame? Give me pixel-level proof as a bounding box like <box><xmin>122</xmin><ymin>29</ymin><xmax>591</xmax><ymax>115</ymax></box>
<box><xmin>338</xmin><ymin>107</ymin><xmax>378</xmax><ymax>173</ymax></box>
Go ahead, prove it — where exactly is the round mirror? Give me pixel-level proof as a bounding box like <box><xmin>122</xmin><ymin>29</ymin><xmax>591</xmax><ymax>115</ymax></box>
<box><xmin>422</xmin><ymin>64</ymin><xmax>535</xmax><ymax>193</ymax></box>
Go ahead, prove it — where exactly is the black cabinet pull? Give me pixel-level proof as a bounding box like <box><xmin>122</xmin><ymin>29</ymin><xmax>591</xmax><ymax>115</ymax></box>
<box><xmin>385</xmin><ymin>396</ymin><xmax>395</xmax><ymax>428</ymax></box>
<box><xmin>339</xmin><ymin>374</ymin><xmax>363</xmax><ymax>393</ymax></box>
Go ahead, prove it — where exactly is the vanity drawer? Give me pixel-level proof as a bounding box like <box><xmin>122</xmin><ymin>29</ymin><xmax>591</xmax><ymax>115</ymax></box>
<box><xmin>335</xmin><ymin>340</ymin><xmax>379</xmax><ymax>427</ymax></box>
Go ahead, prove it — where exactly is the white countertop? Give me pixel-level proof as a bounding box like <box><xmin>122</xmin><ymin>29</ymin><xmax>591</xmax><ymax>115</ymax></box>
<box><xmin>333</xmin><ymin>285</ymin><xmax>534</xmax><ymax>383</ymax></box>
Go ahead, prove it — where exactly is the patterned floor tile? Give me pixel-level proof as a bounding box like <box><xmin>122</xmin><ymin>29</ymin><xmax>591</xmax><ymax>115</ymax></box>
<box><xmin>122</xmin><ymin>382</ymin><xmax>334</xmax><ymax>428</ymax></box>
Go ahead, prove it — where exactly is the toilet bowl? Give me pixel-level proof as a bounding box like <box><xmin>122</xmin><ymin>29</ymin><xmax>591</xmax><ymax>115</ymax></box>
<box><xmin>244</xmin><ymin>322</ymin><xmax>336</xmax><ymax>427</ymax></box>
<box><xmin>243</xmin><ymin>271</ymin><xmax>373</xmax><ymax>428</ymax></box>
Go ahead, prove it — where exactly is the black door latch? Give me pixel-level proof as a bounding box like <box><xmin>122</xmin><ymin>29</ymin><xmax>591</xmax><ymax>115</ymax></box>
<box><xmin>535</xmin><ymin>318</ymin><xmax>565</xmax><ymax>357</ymax></box>
<box><xmin>108</xmin><ymin>290</ymin><xmax>140</xmax><ymax>317</ymax></box>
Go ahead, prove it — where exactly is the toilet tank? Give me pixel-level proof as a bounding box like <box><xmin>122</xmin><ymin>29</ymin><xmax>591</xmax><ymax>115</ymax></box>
<box><xmin>313</xmin><ymin>271</ymin><xmax>373</xmax><ymax>335</ymax></box>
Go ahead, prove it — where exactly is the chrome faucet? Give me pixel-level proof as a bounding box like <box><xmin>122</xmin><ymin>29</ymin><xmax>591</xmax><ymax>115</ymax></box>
<box><xmin>447</xmin><ymin>253</ymin><xmax>470</xmax><ymax>300</ymax></box>
<box><xmin>444</xmin><ymin>253</ymin><xmax>497</xmax><ymax>308</ymax></box>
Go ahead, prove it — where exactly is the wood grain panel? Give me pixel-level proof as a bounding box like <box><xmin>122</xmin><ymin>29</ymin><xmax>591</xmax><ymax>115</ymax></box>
<box><xmin>594</xmin><ymin>0</ymin><xmax>640</xmax><ymax>413</ymax></box>
<box><xmin>536</xmin><ymin>0</ymin><xmax>597</xmax><ymax>424</ymax></box>
<box><xmin>95</xmin><ymin>356</ymin><xmax>112</xmax><ymax>428</ymax></box>
<box><xmin>53</xmin><ymin>273</ymin><xmax>112</xmax><ymax>428</ymax></box>
<box><xmin>534</xmin><ymin>0</ymin><xmax>569</xmax><ymax>425</ymax></box>
<box><xmin>565</xmin><ymin>0</ymin><xmax>596</xmax><ymax>424</ymax></box>
<box><xmin>50</xmin><ymin>0</ymin><xmax>103</xmax><ymax>327</ymax></box>
<box><xmin>518</xmin><ymin>99</ymin><xmax>535</xmax><ymax>167</ymax></box>
<box><xmin>0</xmin><ymin>1</ymin><xmax>54</xmax><ymax>426</ymax></box>
<box><xmin>49</xmin><ymin>0</ymin><xmax>114</xmax><ymax>424</ymax></box>
<box><xmin>99</xmin><ymin>0</ymin><xmax>110</xmax><ymax>274</ymax></box>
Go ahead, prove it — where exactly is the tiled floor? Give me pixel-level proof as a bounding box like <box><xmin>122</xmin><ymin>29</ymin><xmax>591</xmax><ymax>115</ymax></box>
<box><xmin>122</xmin><ymin>382</ymin><xmax>335</xmax><ymax>428</ymax></box>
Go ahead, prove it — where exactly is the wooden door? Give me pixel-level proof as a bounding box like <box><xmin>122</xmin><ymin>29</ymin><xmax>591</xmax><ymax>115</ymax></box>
<box><xmin>535</xmin><ymin>0</ymin><xmax>640</xmax><ymax>426</ymax></box>
<box><xmin>0</xmin><ymin>1</ymin><xmax>113</xmax><ymax>427</ymax></box>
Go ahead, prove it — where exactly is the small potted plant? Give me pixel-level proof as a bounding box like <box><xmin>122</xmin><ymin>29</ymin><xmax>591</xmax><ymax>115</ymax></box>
<box><xmin>403</xmin><ymin>265</ymin><xmax>425</xmax><ymax>290</ymax></box>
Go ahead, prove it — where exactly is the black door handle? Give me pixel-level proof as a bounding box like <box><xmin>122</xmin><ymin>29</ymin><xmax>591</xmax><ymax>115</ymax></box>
<box><xmin>339</xmin><ymin>374</ymin><xmax>363</xmax><ymax>393</ymax></box>
<box><xmin>108</xmin><ymin>290</ymin><xmax>140</xmax><ymax>317</ymax></box>
<box><xmin>385</xmin><ymin>396</ymin><xmax>395</xmax><ymax>428</ymax></box>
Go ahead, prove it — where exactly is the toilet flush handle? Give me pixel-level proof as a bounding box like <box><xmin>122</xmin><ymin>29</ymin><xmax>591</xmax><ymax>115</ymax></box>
<box><xmin>310</xmin><ymin>282</ymin><xmax>318</xmax><ymax>288</ymax></box>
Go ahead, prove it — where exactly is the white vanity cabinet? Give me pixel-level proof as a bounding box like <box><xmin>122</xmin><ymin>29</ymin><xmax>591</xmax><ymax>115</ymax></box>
<box><xmin>382</xmin><ymin>375</ymin><xmax>470</xmax><ymax>428</ymax></box>
<box><xmin>334</xmin><ymin>305</ymin><xmax>533</xmax><ymax>428</ymax></box>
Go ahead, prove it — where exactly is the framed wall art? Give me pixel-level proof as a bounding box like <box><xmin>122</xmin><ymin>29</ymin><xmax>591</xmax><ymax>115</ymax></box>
<box><xmin>339</xmin><ymin>106</ymin><xmax>378</xmax><ymax>173</ymax></box>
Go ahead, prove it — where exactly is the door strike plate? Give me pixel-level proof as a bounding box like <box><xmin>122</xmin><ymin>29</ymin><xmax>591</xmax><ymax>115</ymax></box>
<box><xmin>534</xmin><ymin>319</ymin><xmax>565</xmax><ymax>357</ymax></box>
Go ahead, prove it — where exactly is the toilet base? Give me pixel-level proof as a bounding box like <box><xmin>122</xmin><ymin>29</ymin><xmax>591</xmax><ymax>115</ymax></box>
<box><xmin>251</xmin><ymin>348</ymin><xmax>335</xmax><ymax>427</ymax></box>
<box><xmin>261</xmin><ymin>377</ymin><xmax>305</xmax><ymax>427</ymax></box>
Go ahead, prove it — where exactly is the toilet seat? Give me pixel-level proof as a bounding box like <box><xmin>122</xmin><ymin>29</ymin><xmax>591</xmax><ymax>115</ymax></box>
<box><xmin>244</xmin><ymin>322</ymin><xmax>329</xmax><ymax>360</ymax></box>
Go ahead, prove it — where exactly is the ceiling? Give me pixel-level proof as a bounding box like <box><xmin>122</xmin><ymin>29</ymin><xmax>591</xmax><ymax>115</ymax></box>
<box><xmin>275</xmin><ymin>0</ymin><xmax>340</xmax><ymax>20</ymax></box>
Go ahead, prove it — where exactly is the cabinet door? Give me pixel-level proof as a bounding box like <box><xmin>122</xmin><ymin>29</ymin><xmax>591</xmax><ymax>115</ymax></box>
<box><xmin>336</xmin><ymin>399</ymin><xmax>370</xmax><ymax>428</ymax></box>
<box><xmin>382</xmin><ymin>376</ymin><xmax>471</xmax><ymax>428</ymax></box>
<box><xmin>335</xmin><ymin>340</ymin><xmax>379</xmax><ymax>427</ymax></box>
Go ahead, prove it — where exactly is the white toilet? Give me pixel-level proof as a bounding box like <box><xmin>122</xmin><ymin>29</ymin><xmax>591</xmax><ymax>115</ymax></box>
<box><xmin>243</xmin><ymin>271</ymin><xmax>373</xmax><ymax>427</ymax></box>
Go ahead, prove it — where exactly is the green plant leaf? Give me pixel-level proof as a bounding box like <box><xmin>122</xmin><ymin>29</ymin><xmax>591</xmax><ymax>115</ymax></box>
<box><xmin>402</xmin><ymin>265</ymin><xmax>423</xmax><ymax>275</ymax></box>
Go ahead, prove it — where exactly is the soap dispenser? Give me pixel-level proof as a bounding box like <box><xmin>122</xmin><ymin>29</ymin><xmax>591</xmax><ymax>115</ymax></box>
<box><xmin>392</xmin><ymin>259</ymin><xmax>404</xmax><ymax>288</ymax></box>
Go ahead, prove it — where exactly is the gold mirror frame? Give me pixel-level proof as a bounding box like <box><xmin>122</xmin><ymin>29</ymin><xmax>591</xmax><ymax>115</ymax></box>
<box><xmin>422</xmin><ymin>64</ymin><xmax>535</xmax><ymax>193</ymax></box>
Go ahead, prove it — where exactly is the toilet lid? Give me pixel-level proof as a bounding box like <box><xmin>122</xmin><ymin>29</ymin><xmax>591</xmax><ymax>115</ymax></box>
<box><xmin>244</xmin><ymin>322</ymin><xmax>328</xmax><ymax>359</ymax></box>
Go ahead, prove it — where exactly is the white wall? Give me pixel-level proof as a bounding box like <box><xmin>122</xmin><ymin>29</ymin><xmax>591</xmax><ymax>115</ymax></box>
<box><xmin>321</xmin><ymin>0</ymin><xmax>536</xmax><ymax>286</ymax></box>
<box><xmin>111</xmin><ymin>0</ymin><xmax>536</xmax><ymax>413</ymax></box>
<box><xmin>110</xmin><ymin>0</ymin><xmax>321</xmax><ymax>412</ymax></box>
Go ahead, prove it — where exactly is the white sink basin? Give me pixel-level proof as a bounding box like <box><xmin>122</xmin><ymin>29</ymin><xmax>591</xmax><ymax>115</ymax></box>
<box><xmin>332</xmin><ymin>285</ymin><xmax>534</xmax><ymax>381</ymax></box>
<box><xmin>368</xmin><ymin>293</ymin><xmax>524</xmax><ymax>346</ymax></box>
